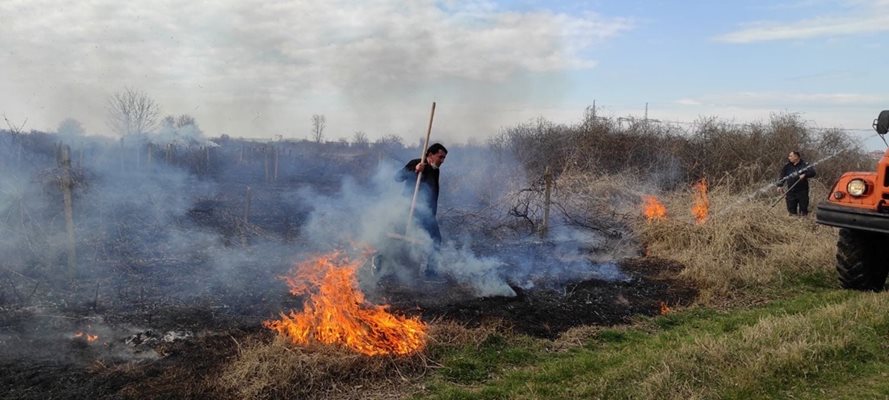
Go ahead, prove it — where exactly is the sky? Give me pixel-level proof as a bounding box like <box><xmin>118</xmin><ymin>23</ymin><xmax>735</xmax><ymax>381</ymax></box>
<box><xmin>1</xmin><ymin>0</ymin><xmax>888</xmax><ymax>148</ymax></box>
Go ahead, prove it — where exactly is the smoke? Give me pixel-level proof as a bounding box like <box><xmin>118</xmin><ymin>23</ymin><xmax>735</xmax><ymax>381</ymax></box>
<box><xmin>153</xmin><ymin>122</ymin><xmax>217</xmax><ymax>147</ymax></box>
<box><xmin>295</xmin><ymin>165</ymin><xmax>411</xmax><ymax>250</ymax></box>
<box><xmin>284</xmin><ymin>142</ymin><xmax>632</xmax><ymax>300</ymax></box>
<box><xmin>0</xmin><ymin>128</ymin><xmax>635</xmax><ymax>364</ymax></box>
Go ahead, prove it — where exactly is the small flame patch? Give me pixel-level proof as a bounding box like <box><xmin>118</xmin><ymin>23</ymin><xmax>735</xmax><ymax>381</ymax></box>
<box><xmin>691</xmin><ymin>178</ymin><xmax>709</xmax><ymax>224</ymax></box>
<box><xmin>74</xmin><ymin>331</ymin><xmax>99</xmax><ymax>343</ymax></box>
<box><xmin>642</xmin><ymin>195</ymin><xmax>667</xmax><ymax>221</ymax></box>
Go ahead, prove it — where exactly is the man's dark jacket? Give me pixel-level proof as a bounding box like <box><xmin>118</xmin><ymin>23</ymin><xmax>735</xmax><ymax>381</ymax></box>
<box><xmin>396</xmin><ymin>158</ymin><xmax>440</xmax><ymax>216</ymax></box>
<box><xmin>778</xmin><ymin>160</ymin><xmax>817</xmax><ymax>193</ymax></box>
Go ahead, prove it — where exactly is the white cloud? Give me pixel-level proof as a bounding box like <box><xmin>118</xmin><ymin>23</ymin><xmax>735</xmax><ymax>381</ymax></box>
<box><xmin>716</xmin><ymin>1</ymin><xmax>889</xmax><ymax>43</ymax></box>
<box><xmin>0</xmin><ymin>0</ymin><xmax>632</xmax><ymax>139</ymax></box>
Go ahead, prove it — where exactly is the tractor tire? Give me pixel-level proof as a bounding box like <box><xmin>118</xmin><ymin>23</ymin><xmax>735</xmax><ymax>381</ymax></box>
<box><xmin>836</xmin><ymin>228</ymin><xmax>889</xmax><ymax>291</ymax></box>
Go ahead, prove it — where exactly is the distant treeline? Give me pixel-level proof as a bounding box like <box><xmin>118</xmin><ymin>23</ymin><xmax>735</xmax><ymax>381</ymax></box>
<box><xmin>490</xmin><ymin>109</ymin><xmax>876</xmax><ymax>189</ymax></box>
<box><xmin>2</xmin><ymin>109</ymin><xmax>877</xmax><ymax>190</ymax></box>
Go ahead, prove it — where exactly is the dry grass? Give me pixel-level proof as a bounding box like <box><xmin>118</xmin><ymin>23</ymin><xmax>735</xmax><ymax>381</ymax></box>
<box><xmin>215</xmin><ymin>334</ymin><xmax>433</xmax><ymax>400</ymax></box>
<box><xmin>214</xmin><ymin>320</ymin><xmax>508</xmax><ymax>399</ymax></box>
<box><xmin>552</xmin><ymin>325</ymin><xmax>605</xmax><ymax>349</ymax></box>
<box><xmin>636</xmin><ymin>183</ymin><xmax>837</xmax><ymax>303</ymax></box>
<box><xmin>426</xmin><ymin>318</ymin><xmax>513</xmax><ymax>349</ymax></box>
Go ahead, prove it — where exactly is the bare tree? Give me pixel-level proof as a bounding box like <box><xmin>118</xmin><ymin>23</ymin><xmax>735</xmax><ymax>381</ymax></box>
<box><xmin>56</xmin><ymin>118</ymin><xmax>85</xmax><ymax>136</ymax></box>
<box><xmin>311</xmin><ymin>114</ymin><xmax>326</xmax><ymax>143</ymax></box>
<box><xmin>3</xmin><ymin>114</ymin><xmax>27</xmax><ymax>134</ymax></box>
<box><xmin>161</xmin><ymin>114</ymin><xmax>198</xmax><ymax>129</ymax></box>
<box><xmin>352</xmin><ymin>131</ymin><xmax>369</xmax><ymax>147</ymax></box>
<box><xmin>374</xmin><ymin>134</ymin><xmax>404</xmax><ymax>148</ymax></box>
<box><xmin>176</xmin><ymin>114</ymin><xmax>196</xmax><ymax>128</ymax></box>
<box><xmin>106</xmin><ymin>88</ymin><xmax>160</xmax><ymax>136</ymax></box>
<box><xmin>161</xmin><ymin>115</ymin><xmax>176</xmax><ymax>129</ymax></box>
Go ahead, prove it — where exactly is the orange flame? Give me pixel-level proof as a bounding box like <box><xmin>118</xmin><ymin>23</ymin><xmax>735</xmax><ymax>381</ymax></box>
<box><xmin>691</xmin><ymin>178</ymin><xmax>709</xmax><ymax>224</ymax></box>
<box><xmin>74</xmin><ymin>331</ymin><xmax>99</xmax><ymax>343</ymax></box>
<box><xmin>659</xmin><ymin>301</ymin><xmax>671</xmax><ymax>315</ymax></box>
<box><xmin>642</xmin><ymin>196</ymin><xmax>667</xmax><ymax>221</ymax></box>
<box><xmin>264</xmin><ymin>251</ymin><xmax>427</xmax><ymax>356</ymax></box>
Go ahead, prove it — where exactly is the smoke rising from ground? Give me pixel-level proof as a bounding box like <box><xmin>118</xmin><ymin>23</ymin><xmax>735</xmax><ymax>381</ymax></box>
<box><xmin>0</xmin><ymin>127</ymin><xmax>635</xmax><ymax>364</ymax></box>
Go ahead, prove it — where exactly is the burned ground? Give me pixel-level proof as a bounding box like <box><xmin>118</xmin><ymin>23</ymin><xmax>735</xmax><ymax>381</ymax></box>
<box><xmin>0</xmin><ymin>135</ymin><xmax>698</xmax><ymax>399</ymax></box>
<box><xmin>399</xmin><ymin>257</ymin><xmax>696</xmax><ymax>339</ymax></box>
<box><xmin>0</xmin><ymin>255</ymin><xmax>695</xmax><ymax>399</ymax></box>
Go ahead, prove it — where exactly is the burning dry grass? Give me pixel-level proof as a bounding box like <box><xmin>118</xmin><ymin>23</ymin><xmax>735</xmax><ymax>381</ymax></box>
<box><xmin>637</xmin><ymin>184</ymin><xmax>836</xmax><ymax>303</ymax></box>
<box><xmin>264</xmin><ymin>251</ymin><xmax>427</xmax><ymax>357</ymax></box>
<box><xmin>216</xmin><ymin>320</ymin><xmax>509</xmax><ymax>399</ymax></box>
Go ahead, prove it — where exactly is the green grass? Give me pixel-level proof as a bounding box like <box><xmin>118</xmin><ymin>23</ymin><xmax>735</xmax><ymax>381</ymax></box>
<box><xmin>417</xmin><ymin>289</ymin><xmax>889</xmax><ymax>399</ymax></box>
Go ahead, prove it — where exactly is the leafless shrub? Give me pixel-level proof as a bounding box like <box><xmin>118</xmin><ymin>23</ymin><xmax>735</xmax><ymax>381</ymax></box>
<box><xmin>552</xmin><ymin>173</ymin><xmax>640</xmax><ymax>238</ymax></box>
<box><xmin>3</xmin><ymin>114</ymin><xmax>28</xmax><ymax>135</ymax></box>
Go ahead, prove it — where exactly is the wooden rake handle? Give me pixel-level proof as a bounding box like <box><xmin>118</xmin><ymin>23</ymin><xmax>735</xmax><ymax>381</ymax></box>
<box><xmin>406</xmin><ymin>102</ymin><xmax>436</xmax><ymax>234</ymax></box>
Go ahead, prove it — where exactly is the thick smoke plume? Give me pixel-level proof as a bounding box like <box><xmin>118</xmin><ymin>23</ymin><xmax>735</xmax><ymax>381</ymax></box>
<box><xmin>0</xmin><ymin>127</ymin><xmax>633</xmax><ymax>364</ymax></box>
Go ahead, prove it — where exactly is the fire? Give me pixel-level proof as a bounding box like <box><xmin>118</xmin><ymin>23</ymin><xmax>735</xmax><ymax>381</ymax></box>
<box><xmin>659</xmin><ymin>301</ymin><xmax>671</xmax><ymax>315</ymax></box>
<box><xmin>74</xmin><ymin>331</ymin><xmax>99</xmax><ymax>343</ymax></box>
<box><xmin>642</xmin><ymin>195</ymin><xmax>667</xmax><ymax>221</ymax></box>
<box><xmin>264</xmin><ymin>251</ymin><xmax>427</xmax><ymax>356</ymax></box>
<box><xmin>691</xmin><ymin>178</ymin><xmax>709</xmax><ymax>224</ymax></box>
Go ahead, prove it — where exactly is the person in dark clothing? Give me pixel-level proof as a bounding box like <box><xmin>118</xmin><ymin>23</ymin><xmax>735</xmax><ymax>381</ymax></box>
<box><xmin>395</xmin><ymin>143</ymin><xmax>448</xmax><ymax>246</ymax></box>
<box><xmin>776</xmin><ymin>151</ymin><xmax>816</xmax><ymax>216</ymax></box>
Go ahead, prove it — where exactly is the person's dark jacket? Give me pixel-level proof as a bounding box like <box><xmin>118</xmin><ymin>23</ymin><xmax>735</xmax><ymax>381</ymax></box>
<box><xmin>396</xmin><ymin>158</ymin><xmax>440</xmax><ymax>216</ymax></box>
<box><xmin>778</xmin><ymin>160</ymin><xmax>817</xmax><ymax>193</ymax></box>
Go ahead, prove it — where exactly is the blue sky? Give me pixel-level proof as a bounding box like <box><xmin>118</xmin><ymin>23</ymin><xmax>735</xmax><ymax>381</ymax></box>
<box><xmin>1</xmin><ymin>0</ymin><xmax>887</xmax><ymax>148</ymax></box>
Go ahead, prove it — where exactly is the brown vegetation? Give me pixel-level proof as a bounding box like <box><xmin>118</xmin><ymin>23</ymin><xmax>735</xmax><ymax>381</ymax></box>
<box><xmin>636</xmin><ymin>186</ymin><xmax>837</xmax><ymax>303</ymax></box>
<box><xmin>215</xmin><ymin>320</ymin><xmax>507</xmax><ymax>399</ymax></box>
<box><xmin>493</xmin><ymin>111</ymin><xmax>871</xmax><ymax>191</ymax></box>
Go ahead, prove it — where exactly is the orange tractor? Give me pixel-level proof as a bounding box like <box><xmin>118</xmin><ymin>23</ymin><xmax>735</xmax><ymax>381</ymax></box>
<box><xmin>816</xmin><ymin>110</ymin><xmax>889</xmax><ymax>291</ymax></box>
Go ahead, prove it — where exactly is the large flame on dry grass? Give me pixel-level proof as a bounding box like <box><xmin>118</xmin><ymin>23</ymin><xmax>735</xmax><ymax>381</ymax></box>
<box><xmin>691</xmin><ymin>178</ymin><xmax>709</xmax><ymax>224</ymax></box>
<box><xmin>264</xmin><ymin>252</ymin><xmax>427</xmax><ymax>356</ymax></box>
<box><xmin>642</xmin><ymin>196</ymin><xmax>667</xmax><ymax>221</ymax></box>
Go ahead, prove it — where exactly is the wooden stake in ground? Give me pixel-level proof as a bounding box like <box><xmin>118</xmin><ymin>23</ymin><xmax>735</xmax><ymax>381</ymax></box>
<box><xmin>244</xmin><ymin>185</ymin><xmax>252</xmax><ymax>224</ymax></box>
<box><xmin>264</xmin><ymin>148</ymin><xmax>270</xmax><ymax>182</ymax></box>
<box><xmin>273</xmin><ymin>146</ymin><xmax>279</xmax><ymax>182</ymax></box>
<box><xmin>539</xmin><ymin>166</ymin><xmax>552</xmax><ymax>238</ymax></box>
<box><xmin>59</xmin><ymin>145</ymin><xmax>77</xmax><ymax>281</ymax></box>
<box><xmin>242</xmin><ymin>186</ymin><xmax>252</xmax><ymax>247</ymax></box>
